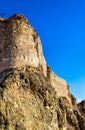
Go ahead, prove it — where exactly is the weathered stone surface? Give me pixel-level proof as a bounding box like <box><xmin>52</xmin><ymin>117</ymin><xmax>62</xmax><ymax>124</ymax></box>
<box><xmin>0</xmin><ymin>14</ymin><xmax>47</xmax><ymax>77</ymax></box>
<box><xmin>0</xmin><ymin>14</ymin><xmax>71</xmax><ymax>103</ymax></box>
<box><xmin>47</xmin><ymin>66</ymin><xmax>71</xmax><ymax>103</ymax></box>
<box><xmin>78</xmin><ymin>100</ymin><xmax>85</xmax><ymax>117</ymax></box>
<box><xmin>0</xmin><ymin>67</ymin><xmax>84</xmax><ymax>130</ymax></box>
<box><xmin>0</xmin><ymin>14</ymin><xmax>85</xmax><ymax>130</ymax></box>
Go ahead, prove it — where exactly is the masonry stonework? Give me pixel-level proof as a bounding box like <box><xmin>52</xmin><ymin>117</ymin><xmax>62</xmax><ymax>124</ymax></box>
<box><xmin>47</xmin><ymin>66</ymin><xmax>71</xmax><ymax>102</ymax></box>
<box><xmin>0</xmin><ymin>14</ymin><xmax>71</xmax><ymax>102</ymax></box>
<box><xmin>0</xmin><ymin>14</ymin><xmax>47</xmax><ymax>76</ymax></box>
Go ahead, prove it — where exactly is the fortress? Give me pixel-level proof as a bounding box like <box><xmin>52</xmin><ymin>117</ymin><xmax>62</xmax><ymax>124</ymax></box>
<box><xmin>0</xmin><ymin>14</ymin><xmax>71</xmax><ymax>102</ymax></box>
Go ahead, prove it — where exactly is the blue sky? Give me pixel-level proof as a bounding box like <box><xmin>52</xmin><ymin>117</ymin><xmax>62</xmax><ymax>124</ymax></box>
<box><xmin>0</xmin><ymin>0</ymin><xmax>85</xmax><ymax>101</ymax></box>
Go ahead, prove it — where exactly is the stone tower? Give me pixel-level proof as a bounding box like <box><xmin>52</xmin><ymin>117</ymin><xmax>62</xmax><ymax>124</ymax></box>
<box><xmin>0</xmin><ymin>14</ymin><xmax>47</xmax><ymax>77</ymax></box>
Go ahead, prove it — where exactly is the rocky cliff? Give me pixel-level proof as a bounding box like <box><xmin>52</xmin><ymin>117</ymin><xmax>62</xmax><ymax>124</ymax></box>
<box><xmin>78</xmin><ymin>100</ymin><xmax>85</xmax><ymax>118</ymax></box>
<box><xmin>0</xmin><ymin>14</ymin><xmax>85</xmax><ymax>130</ymax></box>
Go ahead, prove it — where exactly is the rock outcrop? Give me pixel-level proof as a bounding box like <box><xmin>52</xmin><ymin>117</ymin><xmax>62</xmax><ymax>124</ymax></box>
<box><xmin>78</xmin><ymin>100</ymin><xmax>85</xmax><ymax>117</ymax></box>
<box><xmin>0</xmin><ymin>14</ymin><xmax>85</xmax><ymax>130</ymax></box>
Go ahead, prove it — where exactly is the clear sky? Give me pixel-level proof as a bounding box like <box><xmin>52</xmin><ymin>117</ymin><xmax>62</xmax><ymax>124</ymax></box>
<box><xmin>0</xmin><ymin>0</ymin><xmax>85</xmax><ymax>102</ymax></box>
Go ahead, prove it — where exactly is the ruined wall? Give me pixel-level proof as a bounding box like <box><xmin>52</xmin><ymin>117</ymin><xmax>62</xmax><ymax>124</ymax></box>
<box><xmin>0</xmin><ymin>14</ymin><xmax>47</xmax><ymax>76</ymax></box>
<box><xmin>47</xmin><ymin>66</ymin><xmax>71</xmax><ymax>102</ymax></box>
<box><xmin>0</xmin><ymin>14</ymin><xmax>71</xmax><ymax>102</ymax></box>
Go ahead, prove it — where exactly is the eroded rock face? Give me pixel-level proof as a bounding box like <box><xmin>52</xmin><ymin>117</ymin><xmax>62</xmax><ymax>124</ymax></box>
<box><xmin>78</xmin><ymin>100</ymin><xmax>85</xmax><ymax>117</ymax></box>
<box><xmin>0</xmin><ymin>67</ymin><xmax>85</xmax><ymax>130</ymax></box>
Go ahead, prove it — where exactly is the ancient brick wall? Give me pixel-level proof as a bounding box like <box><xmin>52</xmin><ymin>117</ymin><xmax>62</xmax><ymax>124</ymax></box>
<box><xmin>47</xmin><ymin>66</ymin><xmax>71</xmax><ymax>102</ymax></box>
<box><xmin>0</xmin><ymin>14</ymin><xmax>47</xmax><ymax>76</ymax></box>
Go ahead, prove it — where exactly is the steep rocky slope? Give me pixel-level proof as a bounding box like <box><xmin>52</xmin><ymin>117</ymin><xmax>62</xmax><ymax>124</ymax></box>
<box><xmin>0</xmin><ymin>67</ymin><xmax>85</xmax><ymax>130</ymax></box>
<box><xmin>78</xmin><ymin>100</ymin><xmax>85</xmax><ymax>117</ymax></box>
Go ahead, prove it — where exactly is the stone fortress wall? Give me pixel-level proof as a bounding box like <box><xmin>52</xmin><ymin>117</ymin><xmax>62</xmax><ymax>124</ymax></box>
<box><xmin>0</xmin><ymin>14</ymin><xmax>71</xmax><ymax>102</ymax></box>
<box><xmin>47</xmin><ymin>66</ymin><xmax>71</xmax><ymax>102</ymax></box>
<box><xmin>0</xmin><ymin>14</ymin><xmax>47</xmax><ymax>76</ymax></box>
